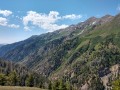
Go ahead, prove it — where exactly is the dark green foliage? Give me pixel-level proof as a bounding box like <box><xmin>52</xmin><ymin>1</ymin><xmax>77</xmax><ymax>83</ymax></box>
<box><xmin>0</xmin><ymin>74</ymin><xmax>6</xmax><ymax>85</ymax></box>
<box><xmin>112</xmin><ymin>79</ymin><xmax>120</xmax><ymax>90</ymax></box>
<box><xmin>0</xmin><ymin>14</ymin><xmax>120</xmax><ymax>90</ymax></box>
<box><xmin>49</xmin><ymin>79</ymin><xmax>73</xmax><ymax>90</ymax></box>
<box><xmin>8</xmin><ymin>71</ymin><xmax>19</xmax><ymax>86</ymax></box>
<box><xmin>59</xmin><ymin>37</ymin><xmax>120</xmax><ymax>89</ymax></box>
<box><xmin>0</xmin><ymin>59</ymin><xmax>48</xmax><ymax>88</ymax></box>
<box><xmin>89</xmin><ymin>76</ymin><xmax>105</xmax><ymax>90</ymax></box>
<box><xmin>59</xmin><ymin>79</ymin><xmax>67</xmax><ymax>90</ymax></box>
<box><xmin>25</xmin><ymin>74</ymin><xmax>34</xmax><ymax>87</ymax></box>
<box><xmin>48</xmin><ymin>81</ymin><xmax>52</xmax><ymax>90</ymax></box>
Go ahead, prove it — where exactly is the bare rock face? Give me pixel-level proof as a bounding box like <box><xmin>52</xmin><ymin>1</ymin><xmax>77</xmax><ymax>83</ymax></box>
<box><xmin>81</xmin><ymin>68</ymin><xmax>118</xmax><ymax>90</ymax></box>
<box><xmin>101</xmin><ymin>64</ymin><xmax>120</xmax><ymax>90</ymax></box>
<box><xmin>110</xmin><ymin>64</ymin><xmax>119</xmax><ymax>78</ymax></box>
<box><xmin>57</xmin><ymin>14</ymin><xmax>114</xmax><ymax>38</ymax></box>
<box><xmin>99</xmin><ymin>15</ymin><xmax>114</xmax><ymax>24</ymax></box>
<box><xmin>0</xmin><ymin>14</ymin><xmax>119</xmax><ymax>90</ymax></box>
<box><xmin>81</xmin><ymin>83</ymin><xmax>89</xmax><ymax>90</ymax></box>
<box><xmin>101</xmin><ymin>74</ymin><xmax>111</xmax><ymax>90</ymax></box>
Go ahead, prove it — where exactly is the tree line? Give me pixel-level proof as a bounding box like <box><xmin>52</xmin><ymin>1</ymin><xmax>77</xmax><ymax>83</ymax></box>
<box><xmin>0</xmin><ymin>59</ymin><xmax>47</xmax><ymax>88</ymax></box>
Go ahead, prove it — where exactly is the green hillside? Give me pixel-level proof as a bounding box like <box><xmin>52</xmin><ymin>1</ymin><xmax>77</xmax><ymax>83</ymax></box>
<box><xmin>0</xmin><ymin>14</ymin><xmax>120</xmax><ymax>89</ymax></box>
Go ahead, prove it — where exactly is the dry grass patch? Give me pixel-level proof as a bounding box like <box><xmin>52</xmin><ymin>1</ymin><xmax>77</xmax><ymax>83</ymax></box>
<box><xmin>0</xmin><ymin>86</ymin><xmax>45</xmax><ymax>90</ymax></box>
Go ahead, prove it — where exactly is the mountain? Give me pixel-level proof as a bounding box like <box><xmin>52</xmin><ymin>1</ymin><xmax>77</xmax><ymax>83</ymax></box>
<box><xmin>0</xmin><ymin>44</ymin><xmax>4</xmax><ymax>47</ymax></box>
<box><xmin>0</xmin><ymin>14</ymin><xmax>114</xmax><ymax>62</ymax></box>
<box><xmin>0</xmin><ymin>14</ymin><xmax>120</xmax><ymax>89</ymax></box>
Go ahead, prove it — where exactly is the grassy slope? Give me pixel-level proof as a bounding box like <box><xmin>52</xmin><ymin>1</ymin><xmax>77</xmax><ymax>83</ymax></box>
<box><xmin>0</xmin><ymin>86</ymin><xmax>45</xmax><ymax>90</ymax></box>
<box><xmin>50</xmin><ymin>14</ymin><xmax>120</xmax><ymax>78</ymax></box>
<box><xmin>86</xmin><ymin>14</ymin><xmax>120</xmax><ymax>38</ymax></box>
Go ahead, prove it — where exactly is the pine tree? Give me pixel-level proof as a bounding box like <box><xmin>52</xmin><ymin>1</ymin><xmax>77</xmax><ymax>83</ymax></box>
<box><xmin>66</xmin><ymin>81</ymin><xmax>72</xmax><ymax>90</ymax></box>
<box><xmin>8</xmin><ymin>71</ymin><xmax>19</xmax><ymax>86</ymax></box>
<box><xmin>48</xmin><ymin>81</ymin><xmax>52</xmax><ymax>90</ymax></box>
<box><xmin>0</xmin><ymin>74</ymin><xmax>6</xmax><ymax>86</ymax></box>
<box><xmin>25</xmin><ymin>74</ymin><xmax>34</xmax><ymax>87</ymax></box>
<box><xmin>59</xmin><ymin>79</ymin><xmax>67</xmax><ymax>90</ymax></box>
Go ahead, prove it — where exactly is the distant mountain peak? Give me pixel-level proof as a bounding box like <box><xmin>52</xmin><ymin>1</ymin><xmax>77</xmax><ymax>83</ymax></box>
<box><xmin>98</xmin><ymin>14</ymin><xmax>114</xmax><ymax>24</ymax></box>
<box><xmin>86</xmin><ymin>16</ymin><xmax>98</xmax><ymax>22</ymax></box>
<box><xmin>101</xmin><ymin>14</ymin><xmax>114</xmax><ymax>19</ymax></box>
<box><xmin>88</xmin><ymin>16</ymin><xmax>97</xmax><ymax>20</ymax></box>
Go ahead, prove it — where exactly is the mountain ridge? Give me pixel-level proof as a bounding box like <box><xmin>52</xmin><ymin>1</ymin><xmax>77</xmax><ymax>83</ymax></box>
<box><xmin>0</xmin><ymin>13</ymin><xmax>120</xmax><ymax>89</ymax></box>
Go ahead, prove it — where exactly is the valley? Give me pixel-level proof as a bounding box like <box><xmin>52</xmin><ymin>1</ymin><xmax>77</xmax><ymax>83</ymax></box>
<box><xmin>0</xmin><ymin>13</ymin><xmax>120</xmax><ymax>90</ymax></box>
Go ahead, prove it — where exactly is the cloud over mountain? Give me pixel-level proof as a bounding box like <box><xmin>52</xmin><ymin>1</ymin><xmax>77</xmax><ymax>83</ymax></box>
<box><xmin>23</xmin><ymin>11</ymin><xmax>82</xmax><ymax>31</ymax></box>
<box><xmin>62</xmin><ymin>14</ymin><xmax>82</xmax><ymax>20</ymax></box>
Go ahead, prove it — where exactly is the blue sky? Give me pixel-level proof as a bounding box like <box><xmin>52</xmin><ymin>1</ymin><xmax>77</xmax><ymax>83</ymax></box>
<box><xmin>0</xmin><ymin>0</ymin><xmax>120</xmax><ymax>44</ymax></box>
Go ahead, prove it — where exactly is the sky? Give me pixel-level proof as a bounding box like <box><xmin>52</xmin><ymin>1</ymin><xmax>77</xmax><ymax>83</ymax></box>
<box><xmin>0</xmin><ymin>0</ymin><xmax>120</xmax><ymax>44</ymax></box>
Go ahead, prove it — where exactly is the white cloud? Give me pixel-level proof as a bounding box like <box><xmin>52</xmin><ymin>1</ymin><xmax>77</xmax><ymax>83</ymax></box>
<box><xmin>23</xmin><ymin>11</ymin><xmax>65</xmax><ymax>32</ymax></box>
<box><xmin>62</xmin><ymin>14</ymin><xmax>82</xmax><ymax>20</ymax></box>
<box><xmin>0</xmin><ymin>10</ymin><xmax>12</xmax><ymax>17</ymax></box>
<box><xmin>0</xmin><ymin>10</ymin><xmax>20</xmax><ymax>29</ymax></box>
<box><xmin>0</xmin><ymin>17</ymin><xmax>19</xmax><ymax>29</ymax></box>
<box><xmin>0</xmin><ymin>17</ymin><xmax>8</xmax><ymax>26</ymax></box>
<box><xmin>41</xmin><ymin>23</ymin><xmax>68</xmax><ymax>32</ymax></box>
<box><xmin>24</xmin><ymin>26</ymin><xmax>30</xmax><ymax>31</ymax></box>
<box><xmin>117</xmin><ymin>6</ymin><xmax>120</xmax><ymax>11</ymax></box>
<box><xmin>23</xmin><ymin>11</ymin><xmax>82</xmax><ymax>31</ymax></box>
<box><xmin>15</xmin><ymin>16</ymin><xmax>22</xmax><ymax>20</ymax></box>
<box><xmin>8</xmin><ymin>24</ymin><xmax>20</xmax><ymax>29</ymax></box>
